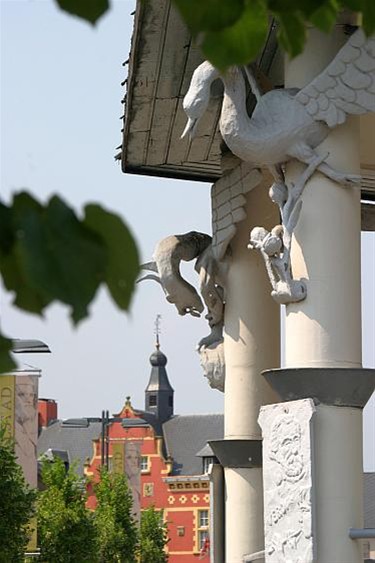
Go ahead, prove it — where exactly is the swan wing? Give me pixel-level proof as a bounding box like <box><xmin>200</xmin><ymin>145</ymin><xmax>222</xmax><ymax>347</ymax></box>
<box><xmin>211</xmin><ymin>165</ymin><xmax>262</xmax><ymax>261</ymax></box>
<box><xmin>296</xmin><ymin>29</ymin><xmax>375</xmax><ymax>128</ymax></box>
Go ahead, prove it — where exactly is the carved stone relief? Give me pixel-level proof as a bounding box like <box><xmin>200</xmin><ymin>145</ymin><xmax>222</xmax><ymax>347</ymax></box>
<box><xmin>248</xmin><ymin>153</ymin><xmax>326</xmax><ymax>304</ymax></box>
<box><xmin>258</xmin><ymin>399</ymin><xmax>316</xmax><ymax>563</ymax></box>
<box><xmin>183</xmin><ymin>28</ymin><xmax>375</xmax><ymax>302</ymax></box>
<box><xmin>211</xmin><ymin>164</ymin><xmax>262</xmax><ymax>261</ymax></box>
<box><xmin>138</xmin><ymin>231</ymin><xmax>227</xmax><ymax>392</ymax></box>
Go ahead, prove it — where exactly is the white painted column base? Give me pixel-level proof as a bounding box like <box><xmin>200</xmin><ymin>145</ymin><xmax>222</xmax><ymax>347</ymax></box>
<box><xmin>314</xmin><ymin>404</ymin><xmax>363</xmax><ymax>563</ymax></box>
<box><xmin>225</xmin><ymin>467</ymin><xmax>264</xmax><ymax>563</ymax></box>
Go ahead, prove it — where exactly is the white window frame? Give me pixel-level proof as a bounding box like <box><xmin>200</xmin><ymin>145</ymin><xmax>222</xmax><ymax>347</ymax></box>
<box><xmin>140</xmin><ymin>455</ymin><xmax>149</xmax><ymax>472</ymax></box>
<box><xmin>203</xmin><ymin>456</ymin><xmax>214</xmax><ymax>474</ymax></box>
<box><xmin>197</xmin><ymin>508</ymin><xmax>209</xmax><ymax>552</ymax></box>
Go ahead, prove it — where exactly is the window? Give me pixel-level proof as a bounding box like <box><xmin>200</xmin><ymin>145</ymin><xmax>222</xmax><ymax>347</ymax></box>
<box><xmin>203</xmin><ymin>456</ymin><xmax>214</xmax><ymax>474</ymax></box>
<box><xmin>197</xmin><ymin>509</ymin><xmax>209</xmax><ymax>552</ymax></box>
<box><xmin>140</xmin><ymin>456</ymin><xmax>149</xmax><ymax>472</ymax></box>
<box><xmin>199</xmin><ymin>509</ymin><xmax>209</xmax><ymax>528</ymax></box>
<box><xmin>168</xmin><ymin>395</ymin><xmax>173</xmax><ymax>407</ymax></box>
<box><xmin>149</xmin><ymin>395</ymin><xmax>157</xmax><ymax>406</ymax></box>
<box><xmin>198</xmin><ymin>530</ymin><xmax>209</xmax><ymax>552</ymax></box>
<box><xmin>143</xmin><ymin>482</ymin><xmax>154</xmax><ymax>497</ymax></box>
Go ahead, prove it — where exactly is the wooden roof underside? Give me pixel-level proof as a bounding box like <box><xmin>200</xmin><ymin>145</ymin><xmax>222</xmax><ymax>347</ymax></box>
<box><xmin>121</xmin><ymin>0</ymin><xmax>375</xmax><ymax>211</ymax></box>
<box><xmin>121</xmin><ymin>0</ymin><xmax>281</xmax><ymax>183</ymax></box>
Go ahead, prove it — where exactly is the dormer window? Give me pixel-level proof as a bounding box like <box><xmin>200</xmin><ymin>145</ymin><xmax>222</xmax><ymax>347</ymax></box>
<box><xmin>203</xmin><ymin>457</ymin><xmax>214</xmax><ymax>474</ymax></box>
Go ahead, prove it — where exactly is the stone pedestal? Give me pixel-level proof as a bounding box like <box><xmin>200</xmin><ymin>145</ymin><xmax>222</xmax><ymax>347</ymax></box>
<box><xmin>262</xmin><ymin>368</ymin><xmax>375</xmax><ymax>563</ymax></box>
<box><xmin>259</xmin><ymin>399</ymin><xmax>316</xmax><ymax>563</ymax></box>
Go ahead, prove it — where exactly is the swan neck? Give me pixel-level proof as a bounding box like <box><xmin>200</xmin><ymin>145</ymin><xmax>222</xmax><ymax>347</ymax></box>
<box><xmin>221</xmin><ymin>68</ymin><xmax>252</xmax><ymax>133</ymax></box>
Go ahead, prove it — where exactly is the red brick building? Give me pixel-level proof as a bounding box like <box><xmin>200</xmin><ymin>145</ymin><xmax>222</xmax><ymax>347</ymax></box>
<box><xmin>38</xmin><ymin>342</ymin><xmax>223</xmax><ymax>561</ymax></box>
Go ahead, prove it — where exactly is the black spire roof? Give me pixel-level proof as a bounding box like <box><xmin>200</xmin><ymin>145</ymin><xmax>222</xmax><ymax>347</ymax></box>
<box><xmin>145</xmin><ymin>335</ymin><xmax>174</xmax><ymax>422</ymax></box>
<box><xmin>145</xmin><ymin>343</ymin><xmax>174</xmax><ymax>393</ymax></box>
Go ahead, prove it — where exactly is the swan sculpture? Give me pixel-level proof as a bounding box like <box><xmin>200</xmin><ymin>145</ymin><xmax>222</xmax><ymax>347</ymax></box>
<box><xmin>182</xmin><ymin>28</ymin><xmax>375</xmax><ymax>187</ymax></box>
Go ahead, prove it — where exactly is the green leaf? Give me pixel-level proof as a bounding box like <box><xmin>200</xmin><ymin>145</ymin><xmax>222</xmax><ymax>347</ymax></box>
<box><xmin>11</xmin><ymin>193</ymin><xmax>107</xmax><ymax>324</ymax></box>
<box><xmin>0</xmin><ymin>333</ymin><xmax>16</xmax><ymax>374</ymax></box>
<box><xmin>173</xmin><ymin>0</ymin><xmax>245</xmax><ymax>33</ymax></box>
<box><xmin>309</xmin><ymin>0</ymin><xmax>339</xmax><ymax>33</ymax></box>
<box><xmin>0</xmin><ymin>202</ymin><xmax>15</xmax><ymax>255</ymax></box>
<box><xmin>1</xmin><ymin>193</ymin><xmax>139</xmax><ymax>325</ymax></box>
<box><xmin>1</xmin><ymin>250</ymin><xmax>51</xmax><ymax>315</ymax></box>
<box><xmin>84</xmin><ymin>205</ymin><xmax>139</xmax><ymax>312</ymax></box>
<box><xmin>362</xmin><ymin>0</ymin><xmax>375</xmax><ymax>35</ymax></box>
<box><xmin>54</xmin><ymin>0</ymin><xmax>109</xmax><ymax>25</ymax></box>
<box><xmin>268</xmin><ymin>0</ymin><xmax>327</xmax><ymax>17</ymax></box>
<box><xmin>341</xmin><ymin>0</ymin><xmax>362</xmax><ymax>10</ymax></box>
<box><xmin>0</xmin><ymin>195</ymin><xmax>52</xmax><ymax>315</ymax></box>
<box><xmin>275</xmin><ymin>11</ymin><xmax>307</xmax><ymax>57</ymax></box>
<box><xmin>201</xmin><ymin>0</ymin><xmax>269</xmax><ymax>69</ymax></box>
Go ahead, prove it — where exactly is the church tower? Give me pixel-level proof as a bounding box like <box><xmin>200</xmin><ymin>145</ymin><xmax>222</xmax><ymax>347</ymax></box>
<box><xmin>145</xmin><ymin>317</ymin><xmax>174</xmax><ymax>423</ymax></box>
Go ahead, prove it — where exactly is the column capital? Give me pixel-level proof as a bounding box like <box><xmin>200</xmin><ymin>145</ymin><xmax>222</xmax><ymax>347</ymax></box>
<box><xmin>262</xmin><ymin>367</ymin><xmax>375</xmax><ymax>408</ymax></box>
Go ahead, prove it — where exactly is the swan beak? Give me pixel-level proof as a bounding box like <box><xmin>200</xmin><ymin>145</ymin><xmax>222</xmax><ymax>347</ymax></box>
<box><xmin>181</xmin><ymin>117</ymin><xmax>198</xmax><ymax>140</ymax></box>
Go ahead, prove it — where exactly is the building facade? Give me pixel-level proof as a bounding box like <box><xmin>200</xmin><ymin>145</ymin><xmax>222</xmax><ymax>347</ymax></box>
<box><xmin>38</xmin><ymin>342</ymin><xmax>223</xmax><ymax>561</ymax></box>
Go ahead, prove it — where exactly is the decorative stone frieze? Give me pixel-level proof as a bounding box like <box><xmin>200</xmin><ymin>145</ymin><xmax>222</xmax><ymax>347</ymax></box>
<box><xmin>258</xmin><ymin>399</ymin><xmax>316</xmax><ymax>563</ymax></box>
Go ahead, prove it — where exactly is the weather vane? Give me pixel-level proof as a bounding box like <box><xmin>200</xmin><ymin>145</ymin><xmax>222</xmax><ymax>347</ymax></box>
<box><xmin>154</xmin><ymin>314</ymin><xmax>161</xmax><ymax>349</ymax></box>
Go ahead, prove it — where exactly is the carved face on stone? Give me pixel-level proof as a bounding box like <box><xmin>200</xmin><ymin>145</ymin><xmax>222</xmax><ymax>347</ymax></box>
<box><xmin>270</xmin><ymin>415</ymin><xmax>303</xmax><ymax>483</ymax></box>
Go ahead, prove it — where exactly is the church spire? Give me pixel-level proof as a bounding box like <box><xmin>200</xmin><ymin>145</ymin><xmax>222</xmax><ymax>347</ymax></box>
<box><xmin>155</xmin><ymin>313</ymin><xmax>161</xmax><ymax>350</ymax></box>
<box><xmin>145</xmin><ymin>315</ymin><xmax>174</xmax><ymax>422</ymax></box>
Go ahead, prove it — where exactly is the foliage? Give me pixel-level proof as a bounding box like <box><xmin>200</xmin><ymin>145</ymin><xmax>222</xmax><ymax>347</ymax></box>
<box><xmin>0</xmin><ymin>193</ymin><xmax>139</xmax><ymax>373</ymax></box>
<box><xmin>37</xmin><ymin>457</ymin><xmax>97</xmax><ymax>563</ymax></box>
<box><xmin>174</xmin><ymin>0</ymin><xmax>375</xmax><ymax>68</ymax></box>
<box><xmin>139</xmin><ymin>506</ymin><xmax>169</xmax><ymax>563</ymax></box>
<box><xmin>94</xmin><ymin>467</ymin><xmax>138</xmax><ymax>562</ymax></box>
<box><xmin>0</xmin><ymin>424</ymin><xmax>37</xmax><ymax>563</ymax></box>
<box><xmin>55</xmin><ymin>0</ymin><xmax>109</xmax><ymax>24</ymax></box>
<box><xmin>52</xmin><ymin>0</ymin><xmax>374</xmax><ymax>67</ymax></box>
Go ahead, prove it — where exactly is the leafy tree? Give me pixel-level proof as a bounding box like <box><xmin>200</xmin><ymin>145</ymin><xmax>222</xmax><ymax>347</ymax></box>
<box><xmin>94</xmin><ymin>467</ymin><xmax>138</xmax><ymax>562</ymax></box>
<box><xmin>37</xmin><ymin>457</ymin><xmax>97</xmax><ymax>563</ymax></box>
<box><xmin>139</xmin><ymin>506</ymin><xmax>169</xmax><ymax>563</ymax></box>
<box><xmin>0</xmin><ymin>424</ymin><xmax>37</xmax><ymax>562</ymax></box>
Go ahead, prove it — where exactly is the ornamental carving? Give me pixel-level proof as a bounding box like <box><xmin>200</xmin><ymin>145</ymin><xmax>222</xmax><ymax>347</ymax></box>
<box><xmin>258</xmin><ymin>400</ymin><xmax>316</xmax><ymax>563</ymax></box>
<box><xmin>183</xmin><ymin>28</ymin><xmax>375</xmax><ymax>303</ymax></box>
<box><xmin>139</xmin><ymin>231</ymin><xmax>227</xmax><ymax>392</ymax></box>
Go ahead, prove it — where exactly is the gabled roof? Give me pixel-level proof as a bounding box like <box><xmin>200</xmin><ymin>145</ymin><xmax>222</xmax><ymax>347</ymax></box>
<box><xmin>163</xmin><ymin>414</ymin><xmax>224</xmax><ymax>475</ymax></box>
<box><xmin>38</xmin><ymin>420</ymin><xmax>101</xmax><ymax>475</ymax></box>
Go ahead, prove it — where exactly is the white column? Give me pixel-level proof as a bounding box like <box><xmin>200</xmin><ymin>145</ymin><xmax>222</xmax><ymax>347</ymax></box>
<box><xmin>224</xmin><ymin>175</ymin><xmax>280</xmax><ymax>561</ymax></box>
<box><xmin>284</xmin><ymin>25</ymin><xmax>362</xmax><ymax>368</ymax></box>
<box><xmin>284</xmin><ymin>22</ymin><xmax>364</xmax><ymax>563</ymax></box>
<box><xmin>314</xmin><ymin>404</ymin><xmax>364</xmax><ymax>562</ymax></box>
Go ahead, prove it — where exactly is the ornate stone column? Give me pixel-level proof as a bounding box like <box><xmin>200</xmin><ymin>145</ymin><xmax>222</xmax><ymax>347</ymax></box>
<box><xmin>263</xmin><ymin>21</ymin><xmax>375</xmax><ymax>563</ymax></box>
<box><xmin>215</xmin><ymin>165</ymin><xmax>280</xmax><ymax>562</ymax></box>
<box><xmin>284</xmin><ymin>24</ymin><xmax>362</xmax><ymax>369</ymax></box>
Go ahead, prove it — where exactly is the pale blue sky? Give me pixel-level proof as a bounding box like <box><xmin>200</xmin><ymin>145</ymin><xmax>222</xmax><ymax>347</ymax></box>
<box><xmin>1</xmin><ymin>0</ymin><xmax>374</xmax><ymax>469</ymax></box>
